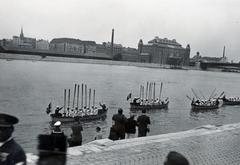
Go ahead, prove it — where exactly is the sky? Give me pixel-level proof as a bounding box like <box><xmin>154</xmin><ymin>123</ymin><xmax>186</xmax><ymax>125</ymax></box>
<box><xmin>0</xmin><ymin>0</ymin><xmax>240</xmax><ymax>61</ymax></box>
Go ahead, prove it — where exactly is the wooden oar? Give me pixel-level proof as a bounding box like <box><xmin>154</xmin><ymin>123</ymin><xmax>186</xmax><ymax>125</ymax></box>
<box><xmin>191</xmin><ymin>88</ymin><xmax>200</xmax><ymax>100</ymax></box>
<box><xmin>72</xmin><ymin>84</ymin><xmax>77</xmax><ymax>109</ymax></box>
<box><xmin>81</xmin><ymin>84</ymin><xmax>84</xmax><ymax>109</ymax></box>
<box><xmin>85</xmin><ymin>84</ymin><xmax>87</xmax><ymax>108</ymax></box>
<box><xmin>76</xmin><ymin>84</ymin><xmax>79</xmax><ymax>110</ymax></box>
<box><xmin>199</xmin><ymin>90</ymin><xmax>206</xmax><ymax>100</ymax></box>
<box><xmin>88</xmin><ymin>88</ymin><xmax>91</xmax><ymax>108</ymax></box>
<box><xmin>146</xmin><ymin>82</ymin><xmax>149</xmax><ymax>100</ymax></box>
<box><xmin>209</xmin><ymin>88</ymin><xmax>216</xmax><ymax>100</ymax></box>
<box><xmin>64</xmin><ymin>89</ymin><xmax>66</xmax><ymax>114</ymax></box>
<box><xmin>93</xmin><ymin>89</ymin><xmax>95</xmax><ymax>107</ymax></box>
<box><xmin>186</xmin><ymin>95</ymin><xmax>192</xmax><ymax>101</ymax></box>
<box><xmin>68</xmin><ymin>89</ymin><xmax>70</xmax><ymax>115</ymax></box>
<box><xmin>217</xmin><ymin>91</ymin><xmax>225</xmax><ymax>99</ymax></box>
<box><xmin>153</xmin><ymin>82</ymin><xmax>156</xmax><ymax>101</ymax></box>
<box><xmin>159</xmin><ymin>82</ymin><xmax>163</xmax><ymax>100</ymax></box>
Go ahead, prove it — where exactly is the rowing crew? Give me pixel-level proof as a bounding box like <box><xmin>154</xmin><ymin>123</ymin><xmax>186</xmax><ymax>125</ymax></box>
<box><xmin>191</xmin><ymin>98</ymin><xmax>219</xmax><ymax>106</ymax></box>
<box><xmin>222</xmin><ymin>95</ymin><xmax>240</xmax><ymax>102</ymax></box>
<box><xmin>132</xmin><ymin>97</ymin><xmax>169</xmax><ymax>105</ymax></box>
<box><xmin>53</xmin><ymin>103</ymin><xmax>107</xmax><ymax>117</ymax></box>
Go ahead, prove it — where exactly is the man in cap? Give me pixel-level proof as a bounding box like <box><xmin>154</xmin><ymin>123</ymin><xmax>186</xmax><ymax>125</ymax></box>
<box><xmin>0</xmin><ymin>113</ymin><xmax>26</xmax><ymax>165</ymax></box>
<box><xmin>51</xmin><ymin>121</ymin><xmax>64</xmax><ymax>136</ymax></box>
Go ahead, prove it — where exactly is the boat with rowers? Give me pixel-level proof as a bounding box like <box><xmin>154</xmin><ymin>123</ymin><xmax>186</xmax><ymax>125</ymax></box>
<box><xmin>222</xmin><ymin>95</ymin><xmax>240</xmax><ymax>105</ymax></box>
<box><xmin>187</xmin><ymin>89</ymin><xmax>224</xmax><ymax>111</ymax></box>
<box><xmin>46</xmin><ymin>83</ymin><xmax>108</xmax><ymax>125</ymax></box>
<box><xmin>128</xmin><ymin>81</ymin><xmax>169</xmax><ymax>111</ymax></box>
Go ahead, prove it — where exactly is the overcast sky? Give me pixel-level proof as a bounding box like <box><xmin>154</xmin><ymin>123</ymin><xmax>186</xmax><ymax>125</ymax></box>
<box><xmin>0</xmin><ymin>0</ymin><xmax>240</xmax><ymax>61</ymax></box>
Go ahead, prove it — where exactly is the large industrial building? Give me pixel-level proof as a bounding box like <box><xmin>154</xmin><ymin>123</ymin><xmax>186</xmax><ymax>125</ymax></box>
<box><xmin>138</xmin><ymin>36</ymin><xmax>190</xmax><ymax>66</ymax></box>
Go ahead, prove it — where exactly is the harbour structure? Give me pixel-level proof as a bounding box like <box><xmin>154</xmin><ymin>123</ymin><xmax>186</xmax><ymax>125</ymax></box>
<box><xmin>138</xmin><ymin>36</ymin><xmax>190</xmax><ymax>66</ymax></box>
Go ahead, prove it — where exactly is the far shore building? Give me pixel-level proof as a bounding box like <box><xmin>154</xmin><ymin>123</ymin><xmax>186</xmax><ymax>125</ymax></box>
<box><xmin>12</xmin><ymin>28</ymin><xmax>36</xmax><ymax>49</ymax></box>
<box><xmin>36</xmin><ymin>39</ymin><xmax>49</xmax><ymax>50</ymax></box>
<box><xmin>49</xmin><ymin>38</ymin><xmax>97</xmax><ymax>54</ymax></box>
<box><xmin>138</xmin><ymin>36</ymin><xmax>190</xmax><ymax>66</ymax></box>
<box><xmin>190</xmin><ymin>52</ymin><xmax>228</xmax><ymax>64</ymax></box>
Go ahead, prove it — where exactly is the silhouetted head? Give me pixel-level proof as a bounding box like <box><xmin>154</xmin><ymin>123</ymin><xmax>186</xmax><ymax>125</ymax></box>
<box><xmin>118</xmin><ymin>108</ymin><xmax>123</xmax><ymax>114</ymax></box>
<box><xmin>164</xmin><ymin>151</ymin><xmax>189</xmax><ymax>165</ymax></box>
<box><xmin>142</xmin><ymin>109</ymin><xmax>146</xmax><ymax>113</ymax></box>
<box><xmin>96</xmin><ymin>127</ymin><xmax>101</xmax><ymax>132</ymax></box>
<box><xmin>0</xmin><ymin>113</ymin><xmax>18</xmax><ymax>142</ymax></box>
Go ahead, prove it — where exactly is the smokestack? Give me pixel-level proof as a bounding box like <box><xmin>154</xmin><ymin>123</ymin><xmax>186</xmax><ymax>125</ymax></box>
<box><xmin>223</xmin><ymin>46</ymin><xmax>225</xmax><ymax>58</ymax></box>
<box><xmin>111</xmin><ymin>28</ymin><xmax>114</xmax><ymax>57</ymax></box>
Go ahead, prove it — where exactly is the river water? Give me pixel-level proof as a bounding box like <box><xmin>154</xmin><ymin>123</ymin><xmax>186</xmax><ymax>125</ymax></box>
<box><xmin>0</xmin><ymin>59</ymin><xmax>240</xmax><ymax>153</ymax></box>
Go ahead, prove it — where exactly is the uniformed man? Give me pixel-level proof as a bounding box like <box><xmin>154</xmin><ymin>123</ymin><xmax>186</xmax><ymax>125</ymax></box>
<box><xmin>0</xmin><ymin>113</ymin><xmax>26</xmax><ymax>165</ymax></box>
<box><xmin>137</xmin><ymin>109</ymin><xmax>151</xmax><ymax>137</ymax></box>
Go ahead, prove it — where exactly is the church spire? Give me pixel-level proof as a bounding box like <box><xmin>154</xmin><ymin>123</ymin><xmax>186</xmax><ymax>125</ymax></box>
<box><xmin>20</xmin><ymin>27</ymin><xmax>24</xmax><ymax>39</ymax></box>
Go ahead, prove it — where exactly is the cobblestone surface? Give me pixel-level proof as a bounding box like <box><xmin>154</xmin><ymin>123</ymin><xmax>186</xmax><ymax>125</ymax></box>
<box><xmin>27</xmin><ymin>123</ymin><xmax>240</xmax><ymax>165</ymax></box>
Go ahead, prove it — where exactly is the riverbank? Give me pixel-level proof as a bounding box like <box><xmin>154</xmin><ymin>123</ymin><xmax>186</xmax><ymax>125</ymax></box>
<box><xmin>27</xmin><ymin>122</ymin><xmax>240</xmax><ymax>165</ymax></box>
<box><xmin>0</xmin><ymin>52</ymin><xmax>197</xmax><ymax>70</ymax></box>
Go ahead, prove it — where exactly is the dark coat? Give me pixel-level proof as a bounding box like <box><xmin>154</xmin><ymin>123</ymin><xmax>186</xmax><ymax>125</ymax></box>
<box><xmin>68</xmin><ymin>125</ymin><xmax>83</xmax><ymax>147</ymax></box>
<box><xmin>0</xmin><ymin>139</ymin><xmax>26</xmax><ymax>165</ymax></box>
<box><xmin>112</xmin><ymin>113</ymin><xmax>127</xmax><ymax>139</ymax></box>
<box><xmin>112</xmin><ymin>114</ymin><xmax>127</xmax><ymax>133</ymax></box>
<box><xmin>137</xmin><ymin>115</ymin><xmax>151</xmax><ymax>137</ymax></box>
<box><xmin>125</xmin><ymin>117</ymin><xmax>137</xmax><ymax>134</ymax></box>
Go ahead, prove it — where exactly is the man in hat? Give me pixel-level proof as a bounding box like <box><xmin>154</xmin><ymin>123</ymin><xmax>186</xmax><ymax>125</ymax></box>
<box><xmin>0</xmin><ymin>113</ymin><xmax>26</xmax><ymax>165</ymax></box>
<box><xmin>137</xmin><ymin>109</ymin><xmax>151</xmax><ymax>137</ymax></box>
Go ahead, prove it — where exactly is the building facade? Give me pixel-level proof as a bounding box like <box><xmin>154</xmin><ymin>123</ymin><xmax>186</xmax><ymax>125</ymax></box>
<box><xmin>36</xmin><ymin>39</ymin><xmax>49</xmax><ymax>50</ymax></box>
<box><xmin>49</xmin><ymin>38</ymin><xmax>97</xmax><ymax>54</ymax></box>
<box><xmin>138</xmin><ymin>36</ymin><xmax>190</xmax><ymax>66</ymax></box>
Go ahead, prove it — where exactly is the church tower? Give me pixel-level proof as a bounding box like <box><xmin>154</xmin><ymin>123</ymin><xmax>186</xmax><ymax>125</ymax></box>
<box><xmin>20</xmin><ymin>27</ymin><xmax>24</xmax><ymax>39</ymax></box>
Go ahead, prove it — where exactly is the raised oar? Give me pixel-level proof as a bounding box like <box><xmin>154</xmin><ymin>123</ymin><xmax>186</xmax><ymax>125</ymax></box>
<box><xmin>159</xmin><ymin>82</ymin><xmax>163</xmax><ymax>100</ymax></box>
<box><xmin>76</xmin><ymin>84</ymin><xmax>80</xmax><ymax>110</ymax></box>
<box><xmin>93</xmin><ymin>89</ymin><xmax>95</xmax><ymax>107</ymax></box>
<box><xmin>68</xmin><ymin>89</ymin><xmax>70</xmax><ymax>115</ymax></box>
<box><xmin>88</xmin><ymin>88</ymin><xmax>91</xmax><ymax>108</ymax></box>
<box><xmin>199</xmin><ymin>90</ymin><xmax>206</xmax><ymax>100</ymax></box>
<box><xmin>64</xmin><ymin>89</ymin><xmax>66</xmax><ymax>115</ymax></box>
<box><xmin>153</xmin><ymin>82</ymin><xmax>156</xmax><ymax>101</ymax></box>
<box><xmin>209</xmin><ymin>88</ymin><xmax>216</xmax><ymax>100</ymax></box>
<box><xmin>81</xmin><ymin>83</ymin><xmax>84</xmax><ymax>109</ymax></box>
<box><xmin>146</xmin><ymin>82</ymin><xmax>149</xmax><ymax>100</ymax></box>
<box><xmin>85</xmin><ymin>84</ymin><xmax>87</xmax><ymax>108</ymax></box>
<box><xmin>72</xmin><ymin>84</ymin><xmax>77</xmax><ymax>109</ymax></box>
<box><xmin>186</xmin><ymin>95</ymin><xmax>192</xmax><ymax>101</ymax></box>
<box><xmin>217</xmin><ymin>91</ymin><xmax>225</xmax><ymax>99</ymax></box>
<box><xmin>191</xmin><ymin>88</ymin><xmax>200</xmax><ymax>100</ymax></box>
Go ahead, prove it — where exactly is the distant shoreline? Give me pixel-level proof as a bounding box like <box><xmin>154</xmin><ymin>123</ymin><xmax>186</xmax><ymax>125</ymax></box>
<box><xmin>0</xmin><ymin>52</ymin><xmax>196</xmax><ymax>71</ymax></box>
